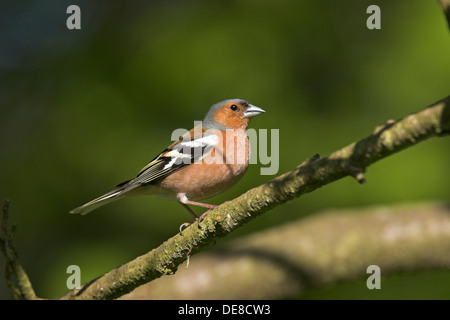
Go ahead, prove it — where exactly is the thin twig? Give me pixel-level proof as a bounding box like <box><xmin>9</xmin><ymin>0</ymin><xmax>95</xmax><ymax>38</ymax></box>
<box><xmin>0</xmin><ymin>200</ymin><xmax>38</xmax><ymax>300</ymax></box>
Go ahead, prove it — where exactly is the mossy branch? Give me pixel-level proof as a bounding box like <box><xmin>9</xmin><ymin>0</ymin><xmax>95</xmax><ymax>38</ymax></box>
<box><xmin>57</xmin><ymin>95</ymin><xmax>450</xmax><ymax>300</ymax></box>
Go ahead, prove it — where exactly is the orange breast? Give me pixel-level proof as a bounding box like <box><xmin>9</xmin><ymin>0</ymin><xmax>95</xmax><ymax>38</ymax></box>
<box><xmin>159</xmin><ymin>129</ymin><xmax>250</xmax><ymax>200</ymax></box>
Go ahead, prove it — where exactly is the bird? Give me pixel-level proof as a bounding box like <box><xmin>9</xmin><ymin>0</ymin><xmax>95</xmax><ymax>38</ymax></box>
<box><xmin>70</xmin><ymin>98</ymin><xmax>265</xmax><ymax>229</ymax></box>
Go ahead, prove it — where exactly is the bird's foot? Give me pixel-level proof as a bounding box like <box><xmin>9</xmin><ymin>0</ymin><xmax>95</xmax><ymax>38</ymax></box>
<box><xmin>178</xmin><ymin>206</ymin><xmax>217</xmax><ymax>235</ymax></box>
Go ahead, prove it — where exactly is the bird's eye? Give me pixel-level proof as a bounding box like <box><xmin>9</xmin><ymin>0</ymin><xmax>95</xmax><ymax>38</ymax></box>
<box><xmin>230</xmin><ymin>104</ymin><xmax>239</xmax><ymax>111</ymax></box>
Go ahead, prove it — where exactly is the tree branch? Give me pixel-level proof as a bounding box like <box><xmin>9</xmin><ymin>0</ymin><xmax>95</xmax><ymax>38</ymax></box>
<box><xmin>439</xmin><ymin>0</ymin><xmax>450</xmax><ymax>29</ymax></box>
<box><xmin>0</xmin><ymin>200</ymin><xmax>38</xmax><ymax>300</ymax></box>
<box><xmin>120</xmin><ymin>203</ymin><xmax>450</xmax><ymax>299</ymax></box>
<box><xmin>59</xmin><ymin>95</ymin><xmax>450</xmax><ymax>300</ymax></box>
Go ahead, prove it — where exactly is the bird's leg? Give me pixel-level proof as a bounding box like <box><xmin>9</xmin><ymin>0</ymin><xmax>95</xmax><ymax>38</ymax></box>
<box><xmin>177</xmin><ymin>196</ymin><xmax>218</xmax><ymax>234</ymax></box>
<box><xmin>183</xmin><ymin>199</ymin><xmax>217</xmax><ymax>210</ymax></box>
<box><xmin>179</xmin><ymin>203</ymin><xmax>200</xmax><ymax>235</ymax></box>
<box><xmin>183</xmin><ymin>200</ymin><xmax>218</xmax><ymax>224</ymax></box>
<box><xmin>181</xmin><ymin>202</ymin><xmax>201</xmax><ymax>220</ymax></box>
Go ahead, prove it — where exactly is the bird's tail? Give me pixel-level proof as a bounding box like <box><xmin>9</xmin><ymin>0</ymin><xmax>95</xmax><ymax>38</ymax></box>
<box><xmin>70</xmin><ymin>188</ymin><xmax>126</xmax><ymax>215</ymax></box>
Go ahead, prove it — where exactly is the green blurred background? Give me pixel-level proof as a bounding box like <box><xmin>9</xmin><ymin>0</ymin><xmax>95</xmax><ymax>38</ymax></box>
<box><xmin>1</xmin><ymin>0</ymin><xmax>449</xmax><ymax>299</ymax></box>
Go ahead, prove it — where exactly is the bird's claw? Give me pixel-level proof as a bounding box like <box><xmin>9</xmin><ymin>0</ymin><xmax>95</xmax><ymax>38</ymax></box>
<box><xmin>179</xmin><ymin>222</ymin><xmax>191</xmax><ymax>235</ymax></box>
<box><xmin>179</xmin><ymin>219</ymin><xmax>202</xmax><ymax>235</ymax></box>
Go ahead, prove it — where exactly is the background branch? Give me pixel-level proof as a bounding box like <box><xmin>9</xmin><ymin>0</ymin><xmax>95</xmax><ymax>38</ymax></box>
<box><xmin>60</xmin><ymin>95</ymin><xmax>450</xmax><ymax>300</ymax></box>
<box><xmin>121</xmin><ymin>202</ymin><xmax>450</xmax><ymax>299</ymax></box>
<box><xmin>439</xmin><ymin>0</ymin><xmax>450</xmax><ymax>29</ymax></box>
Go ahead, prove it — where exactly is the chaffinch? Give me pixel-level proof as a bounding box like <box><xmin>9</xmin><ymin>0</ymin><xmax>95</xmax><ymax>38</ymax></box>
<box><xmin>70</xmin><ymin>99</ymin><xmax>265</xmax><ymax>228</ymax></box>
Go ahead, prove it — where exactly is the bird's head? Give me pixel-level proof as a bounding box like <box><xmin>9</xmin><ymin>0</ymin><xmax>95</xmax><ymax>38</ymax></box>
<box><xmin>202</xmin><ymin>99</ymin><xmax>265</xmax><ymax>130</ymax></box>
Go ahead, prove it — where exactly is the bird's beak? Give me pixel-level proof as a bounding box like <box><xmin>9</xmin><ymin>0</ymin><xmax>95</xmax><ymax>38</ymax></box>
<box><xmin>244</xmin><ymin>104</ymin><xmax>265</xmax><ymax>118</ymax></box>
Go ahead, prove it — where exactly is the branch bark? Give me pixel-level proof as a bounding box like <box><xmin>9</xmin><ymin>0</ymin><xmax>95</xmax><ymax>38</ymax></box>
<box><xmin>58</xmin><ymin>95</ymin><xmax>450</xmax><ymax>300</ymax></box>
<box><xmin>0</xmin><ymin>200</ymin><xmax>38</xmax><ymax>300</ymax></box>
<box><xmin>120</xmin><ymin>203</ymin><xmax>450</xmax><ymax>299</ymax></box>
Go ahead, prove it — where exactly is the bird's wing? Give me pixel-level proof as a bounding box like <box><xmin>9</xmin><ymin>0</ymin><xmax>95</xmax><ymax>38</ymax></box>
<box><xmin>123</xmin><ymin>126</ymin><xmax>219</xmax><ymax>187</ymax></box>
